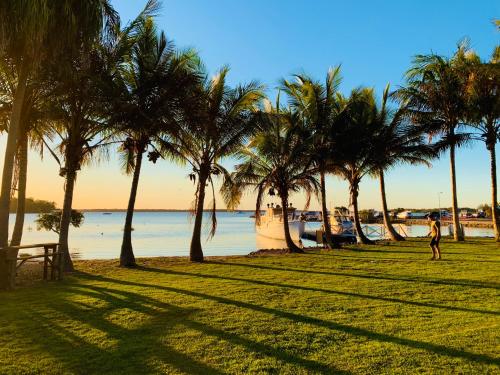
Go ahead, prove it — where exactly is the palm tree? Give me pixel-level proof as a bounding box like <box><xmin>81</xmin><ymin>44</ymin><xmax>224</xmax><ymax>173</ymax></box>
<box><xmin>371</xmin><ymin>84</ymin><xmax>436</xmax><ymax>241</ymax></box>
<box><xmin>461</xmin><ymin>47</ymin><xmax>500</xmax><ymax>241</ymax></box>
<box><xmin>166</xmin><ymin>66</ymin><xmax>263</xmax><ymax>262</ymax></box>
<box><xmin>334</xmin><ymin>88</ymin><xmax>381</xmax><ymax>244</ymax></box>
<box><xmin>10</xmin><ymin>88</ymin><xmax>54</xmax><ymax>247</ymax></box>
<box><xmin>224</xmin><ymin>98</ymin><xmax>319</xmax><ymax>253</ymax></box>
<box><xmin>0</xmin><ymin>0</ymin><xmax>119</xmax><ymax>247</ymax></box>
<box><xmin>111</xmin><ymin>17</ymin><xmax>200</xmax><ymax>267</ymax></box>
<box><xmin>0</xmin><ymin>59</ymin><xmax>55</xmax><ymax>246</ymax></box>
<box><xmin>396</xmin><ymin>47</ymin><xmax>472</xmax><ymax>241</ymax></box>
<box><xmin>43</xmin><ymin>1</ymin><xmax>158</xmax><ymax>272</ymax></box>
<box><xmin>281</xmin><ymin>66</ymin><xmax>343</xmax><ymax>249</ymax></box>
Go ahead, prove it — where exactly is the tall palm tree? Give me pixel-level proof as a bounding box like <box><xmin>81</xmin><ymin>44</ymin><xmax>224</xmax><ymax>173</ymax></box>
<box><xmin>281</xmin><ymin>66</ymin><xmax>343</xmax><ymax>249</ymax></box>
<box><xmin>461</xmin><ymin>47</ymin><xmax>500</xmax><ymax>241</ymax></box>
<box><xmin>334</xmin><ymin>88</ymin><xmax>380</xmax><ymax>244</ymax></box>
<box><xmin>166</xmin><ymin>66</ymin><xmax>263</xmax><ymax>262</ymax></box>
<box><xmin>10</xmin><ymin>89</ymin><xmax>54</xmax><ymax>246</ymax></box>
<box><xmin>0</xmin><ymin>0</ymin><xmax>119</xmax><ymax>247</ymax></box>
<box><xmin>43</xmin><ymin>1</ymin><xmax>158</xmax><ymax>271</ymax></box>
<box><xmin>224</xmin><ymin>98</ymin><xmax>319</xmax><ymax>253</ymax></box>
<box><xmin>0</xmin><ymin>59</ymin><xmax>55</xmax><ymax>246</ymax></box>
<box><xmin>371</xmin><ymin>84</ymin><xmax>436</xmax><ymax>241</ymax></box>
<box><xmin>396</xmin><ymin>46</ymin><xmax>472</xmax><ymax>241</ymax></box>
<box><xmin>111</xmin><ymin>17</ymin><xmax>200</xmax><ymax>267</ymax></box>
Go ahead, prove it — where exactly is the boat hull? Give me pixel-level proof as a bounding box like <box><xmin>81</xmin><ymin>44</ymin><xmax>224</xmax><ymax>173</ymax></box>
<box><xmin>256</xmin><ymin>220</ymin><xmax>305</xmax><ymax>242</ymax></box>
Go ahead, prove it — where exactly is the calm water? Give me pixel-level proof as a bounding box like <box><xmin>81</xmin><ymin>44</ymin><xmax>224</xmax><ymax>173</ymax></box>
<box><xmin>10</xmin><ymin>212</ymin><xmax>494</xmax><ymax>260</ymax></box>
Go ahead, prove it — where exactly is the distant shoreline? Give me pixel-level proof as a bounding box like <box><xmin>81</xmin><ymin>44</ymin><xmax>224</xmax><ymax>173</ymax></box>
<box><xmin>76</xmin><ymin>209</ymin><xmax>255</xmax><ymax>213</ymax></box>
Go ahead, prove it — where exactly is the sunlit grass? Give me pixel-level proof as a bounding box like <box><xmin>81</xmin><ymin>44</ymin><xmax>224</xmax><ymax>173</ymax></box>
<box><xmin>1</xmin><ymin>238</ymin><xmax>499</xmax><ymax>374</ymax></box>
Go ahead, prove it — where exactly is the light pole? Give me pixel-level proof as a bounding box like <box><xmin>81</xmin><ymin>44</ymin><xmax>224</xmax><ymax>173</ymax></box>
<box><xmin>438</xmin><ymin>192</ymin><xmax>443</xmax><ymax>221</ymax></box>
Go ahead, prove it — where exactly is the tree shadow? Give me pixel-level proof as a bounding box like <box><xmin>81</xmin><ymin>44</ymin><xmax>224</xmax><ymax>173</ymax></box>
<box><xmin>299</xmin><ymin>252</ymin><xmax>500</xmax><ymax>264</ymax></box>
<box><xmin>13</xmin><ymin>284</ymin><xmax>225</xmax><ymax>375</ymax></box>
<box><xmin>206</xmin><ymin>260</ymin><xmax>500</xmax><ymax>290</ymax></box>
<box><xmin>5</xmin><ymin>279</ymin><xmax>347</xmax><ymax>374</ymax></box>
<box><xmin>133</xmin><ymin>266</ymin><xmax>500</xmax><ymax>316</ymax></box>
<box><xmin>78</xmin><ymin>273</ymin><xmax>500</xmax><ymax>367</ymax></box>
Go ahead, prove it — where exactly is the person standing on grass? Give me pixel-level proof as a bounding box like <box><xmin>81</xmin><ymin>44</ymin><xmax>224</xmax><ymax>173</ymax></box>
<box><xmin>427</xmin><ymin>213</ymin><xmax>442</xmax><ymax>260</ymax></box>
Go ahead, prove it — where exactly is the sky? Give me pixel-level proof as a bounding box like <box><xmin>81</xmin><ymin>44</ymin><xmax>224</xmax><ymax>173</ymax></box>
<box><xmin>1</xmin><ymin>0</ymin><xmax>499</xmax><ymax>210</ymax></box>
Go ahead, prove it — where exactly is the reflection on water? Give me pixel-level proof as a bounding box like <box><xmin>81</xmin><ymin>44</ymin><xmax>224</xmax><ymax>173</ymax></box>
<box><xmin>10</xmin><ymin>212</ymin><xmax>494</xmax><ymax>260</ymax></box>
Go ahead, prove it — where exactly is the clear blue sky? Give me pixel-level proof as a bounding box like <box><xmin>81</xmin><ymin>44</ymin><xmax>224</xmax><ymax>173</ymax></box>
<box><xmin>4</xmin><ymin>0</ymin><xmax>498</xmax><ymax>210</ymax></box>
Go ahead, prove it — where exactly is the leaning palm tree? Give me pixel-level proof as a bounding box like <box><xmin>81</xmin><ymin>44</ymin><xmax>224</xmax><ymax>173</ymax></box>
<box><xmin>111</xmin><ymin>17</ymin><xmax>200</xmax><ymax>267</ymax></box>
<box><xmin>396</xmin><ymin>46</ymin><xmax>472</xmax><ymax>241</ymax></box>
<box><xmin>224</xmin><ymin>98</ymin><xmax>319</xmax><ymax>253</ymax></box>
<box><xmin>281</xmin><ymin>66</ymin><xmax>343</xmax><ymax>249</ymax></box>
<box><xmin>461</xmin><ymin>46</ymin><xmax>500</xmax><ymax>241</ymax></box>
<box><xmin>0</xmin><ymin>0</ymin><xmax>119</xmax><ymax>247</ymax></box>
<box><xmin>371</xmin><ymin>84</ymin><xmax>436</xmax><ymax>241</ymax></box>
<box><xmin>166</xmin><ymin>66</ymin><xmax>263</xmax><ymax>262</ymax></box>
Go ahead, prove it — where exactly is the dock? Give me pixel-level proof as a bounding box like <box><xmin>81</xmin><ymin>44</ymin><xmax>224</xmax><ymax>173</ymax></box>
<box><xmin>302</xmin><ymin>230</ymin><xmax>357</xmax><ymax>245</ymax></box>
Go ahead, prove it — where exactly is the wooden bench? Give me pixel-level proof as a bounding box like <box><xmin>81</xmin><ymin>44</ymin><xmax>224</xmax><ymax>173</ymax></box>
<box><xmin>0</xmin><ymin>243</ymin><xmax>63</xmax><ymax>290</ymax></box>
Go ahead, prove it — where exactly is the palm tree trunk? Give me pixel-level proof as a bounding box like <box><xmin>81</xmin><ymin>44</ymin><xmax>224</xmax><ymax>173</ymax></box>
<box><xmin>58</xmin><ymin>168</ymin><xmax>76</xmax><ymax>272</ymax></box>
<box><xmin>190</xmin><ymin>169</ymin><xmax>208</xmax><ymax>262</ymax></box>
<box><xmin>281</xmin><ymin>194</ymin><xmax>303</xmax><ymax>253</ymax></box>
<box><xmin>320</xmin><ymin>170</ymin><xmax>338</xmax><ymax>249</ymax></box>
<box><xmin>449</xmin><ymin>143</ymin><xmax>464</xmax><ymax>241</ymax></box>
<box><xmin>0</xmin><ymin>61</ymin><xmax>29</xmax><ymax>247</ymax></box>
<box><xmin>351</xmin><ymin>183</ymin><xmax>373</xmax><ymax>244</ymax></box>
<box><xmin>10</xmin><ymin>132</ymin><xmax>28</xmax><ymax>246</ymax></box>
<box><xmin>120</xmin><ymin>149</ymin><xmax>144</xmax><ymax>267</ymax></box>
<box><xmin>379</xmin><ymin>170</ymin><xmax>405</xmax><ymax>241</ymax></box>
<box><xmin>487</xmin><ymin>143</ymin><xmax>499</xmax><ymax>241</ymax></box>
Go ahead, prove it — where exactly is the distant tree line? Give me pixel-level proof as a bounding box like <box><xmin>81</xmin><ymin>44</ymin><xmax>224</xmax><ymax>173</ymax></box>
<box><xmin>9</xmin><ymin>197</ymin><xmax>55</xmax><ymax>213</ymax></box>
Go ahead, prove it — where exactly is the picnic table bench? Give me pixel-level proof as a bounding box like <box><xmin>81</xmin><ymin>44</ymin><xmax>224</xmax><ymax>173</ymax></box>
<box><xmin>0</xmin><ymin>243</ymin><xmax>63</xmax><ymax>290</ymax></box>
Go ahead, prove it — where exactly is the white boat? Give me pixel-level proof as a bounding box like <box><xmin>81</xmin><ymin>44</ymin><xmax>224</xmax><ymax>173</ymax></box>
<box><xmin>329</xmin><ymin>209</ymin><xmax>355</xmax><ymax>235</ymax></box>
<box><xmin>256</xmin><ymin>205</ymin><xmax>305</xmax><ymax>242</ymax></box>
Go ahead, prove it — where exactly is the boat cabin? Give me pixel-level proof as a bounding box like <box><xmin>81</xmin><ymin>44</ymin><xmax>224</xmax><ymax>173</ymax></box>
<box><xmin>264</xmin><ymin>203</ymin><xmax>299</xmax><ymax>222</ymax></box>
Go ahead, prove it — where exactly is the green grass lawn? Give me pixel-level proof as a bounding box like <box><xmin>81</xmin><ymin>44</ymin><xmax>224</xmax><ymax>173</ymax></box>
<box><xmin>1</xmin><ymin>238</ymin><xmax>499</xmax><ymax>374</ymax></box>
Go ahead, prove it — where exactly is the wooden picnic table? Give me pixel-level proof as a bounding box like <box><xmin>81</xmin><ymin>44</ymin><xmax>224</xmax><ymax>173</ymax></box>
<box><xmin>0</xmin><ymin>243</ymin><xmax>63</xmax><ymax>290</ymax></box>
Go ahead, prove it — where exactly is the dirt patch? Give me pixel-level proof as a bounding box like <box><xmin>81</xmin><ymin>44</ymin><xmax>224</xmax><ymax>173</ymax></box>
<box><xmin>15</xmin><ymin>261</ymin><xmax>45</xmax><ymax>286</ymax></box>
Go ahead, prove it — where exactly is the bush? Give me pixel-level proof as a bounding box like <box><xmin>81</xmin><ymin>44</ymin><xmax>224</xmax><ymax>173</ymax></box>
<box><xmin>35</xmin><ymin>210</ymin><xmax>84</xmax><ymax>234</ymax></box>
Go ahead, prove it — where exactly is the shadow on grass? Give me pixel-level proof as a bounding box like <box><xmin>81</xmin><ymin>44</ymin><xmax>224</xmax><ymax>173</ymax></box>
<box><xmin>134</xmin><ymin>266</ymin><xmax>500</xmax><ymax>316</ymax></box>
<box><xmin>305</xmin><ymin>253</ymin><xmax>500</xmax><ymax>264</ymax></box>
<box><xmin>5</xmin><ymin>280</ymin><xmax>347</xmax><ymax>374</ymax></box>
<box><xmin>79</xmin><ymin>273</ymin><xmax>500</xmax><ymax>367</ymax></box>
<box><xmin>15</xmin><ymin>286</ymin><xmax>225</xmax><ymax>375</ymax></box>
<box><xmin>207</xmin><ymin>260</ymin><xmax>500</xmax><ymax>290</ymax></box>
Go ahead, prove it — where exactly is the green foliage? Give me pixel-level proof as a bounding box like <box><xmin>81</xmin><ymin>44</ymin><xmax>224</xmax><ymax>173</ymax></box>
<box><xmin>225</xmin><ymin>98</ymin><xmax>319</xmax><ymax>219</ymax></box>
<box><xmin>9</xmin><ymin>197</ymin><xmax>56</xmax><ymax>213</ymax></box>
<box><xmin>35</xmin><ymin>210</ymin><xmax>84</xmax><ymax>234</ymax></box>
<box><xmin>110</xmin><ymin>15</ymin><xmax>200</xmax><ymax>176</ymax></box>
<box><xmin>0</xmin><ymin>238</ymin><xmax>498</xmax><ymax>373</ymax></box>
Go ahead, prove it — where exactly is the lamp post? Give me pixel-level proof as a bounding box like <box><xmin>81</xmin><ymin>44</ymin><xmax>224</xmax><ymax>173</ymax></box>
<box><xmin>438</xmin><ymin>192</ymin><xmax>443</xmax><ymax>221</ymax></box>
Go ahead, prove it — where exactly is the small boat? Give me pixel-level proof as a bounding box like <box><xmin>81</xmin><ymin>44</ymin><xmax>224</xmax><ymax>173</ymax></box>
<box><xmin>256</xmin><ymin>204</ymin><xmax>305</xmax><ymax>242</ymax></box>
<box><xmin>102</xmin><ymin>212</ymin><xmax>112</xmax><ymax>215</ymax></box>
